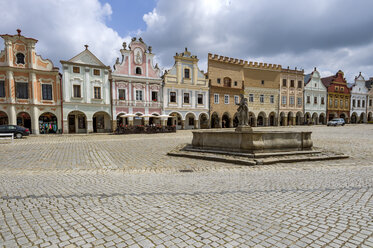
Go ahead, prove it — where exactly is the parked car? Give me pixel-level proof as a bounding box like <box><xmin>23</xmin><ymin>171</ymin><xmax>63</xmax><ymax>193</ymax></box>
<box><xmin>0</xmin><ymin>125</ymin><xmax>30</xmax><ymax>138</ymax></box>
<box><xmin>327</xmin><ymin>118</ymin><xmax>345</xmax><ymax>126</ymax></box>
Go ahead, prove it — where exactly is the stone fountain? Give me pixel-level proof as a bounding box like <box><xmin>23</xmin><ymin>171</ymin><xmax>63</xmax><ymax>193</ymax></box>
<box><xmin>168</xmin><ymin>95</ymin><xmax>348</xmax><ymax>166</ymax></box>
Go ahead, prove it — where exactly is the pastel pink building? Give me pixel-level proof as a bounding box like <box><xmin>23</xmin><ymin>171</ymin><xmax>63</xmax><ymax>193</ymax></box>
<box><xmin>112</xmin><ymin>38</ymin><xmax>162</xmax><ymax>127</ymax></box>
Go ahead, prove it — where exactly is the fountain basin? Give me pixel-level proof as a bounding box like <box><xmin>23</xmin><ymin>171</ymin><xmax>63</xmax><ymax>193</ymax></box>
<box><xmin>191</xmin><ymin>129</ymin><xmax>313</xmax><ymax>153</ymax></box>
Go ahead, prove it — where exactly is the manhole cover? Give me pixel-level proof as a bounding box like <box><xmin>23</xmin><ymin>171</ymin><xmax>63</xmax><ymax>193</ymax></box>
<box><xmin>179</xmin><ymin>169</ymin><xmax>193</xmax><ymax>173</ymax></box>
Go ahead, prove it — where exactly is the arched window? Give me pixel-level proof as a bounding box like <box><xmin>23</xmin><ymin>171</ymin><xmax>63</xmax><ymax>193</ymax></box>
<box><xmin>223</xmin><ymin>77</ymin><xmax>231</xmax><ymax>87</ymax></box>
<box><xmin>135</xmin><ymin>67</ymin><xmax>142</xmax><ymax>75</ymax></box>
<box><xmin>16</xmin><ymin>53</ymin><xmax>25</xmax><ymax>64</ymax></box>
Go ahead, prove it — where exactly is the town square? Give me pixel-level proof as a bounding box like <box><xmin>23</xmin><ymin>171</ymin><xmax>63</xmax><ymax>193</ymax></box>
<box><xmin>1</xmin><ymin>0</ymin><xmax>373</xmax><ymax>247</ymax></box>
<box><xmin>1</xmin><ymin>125</ymin><xmax>373</xmax><ymax>247</ymax></box>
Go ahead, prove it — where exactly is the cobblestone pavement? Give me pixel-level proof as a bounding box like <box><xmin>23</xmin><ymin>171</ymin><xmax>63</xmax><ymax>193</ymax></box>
<box><xmin>0</xmin><ymin>125</ymin><xmax>372</xmax><ymax>247</ymax></box>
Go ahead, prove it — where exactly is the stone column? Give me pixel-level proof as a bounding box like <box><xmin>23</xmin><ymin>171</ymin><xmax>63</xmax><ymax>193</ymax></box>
<box><xmin>87</xmin><ymin>120</ymin><xmax>93</xmax><ymax>133</ymax></box>
<box><xmin>32</xmin><ymin>107</ymin><xmax>39</xmax><ymax>135</ymax></box>
<box><xmin>194</xmin><ymin>119</ymin><xmax>199</xmax><ymax>129</ymax></box>
<box><xmin>264</xmin><ymin>117</ymin><xmax>268</xmax><ymax>126</ymax></box>
<box><xmin>181</xmin><ymin>120</ymin><xmax>185</xmax><ymax>130</ymax></box>
<box><xmin>252</xmin><ymin>118</ymin><xmax>257</xmax><ymax>127</ymax></box>
<box><xmin>284</xmin><ymin>117</ymin><xmax>288</xmax><ymax>126</ymax></box>
<box><xmin>144</xmin><ymin>117</ymin><xmax>149</xmax><ymax>126</ymax></box>
<box><xmin>292</xmin><ymin>117</ymin><xmax>296</xmax><ymax>126</ymax></box>
<box><xmin>112</xmin><ymin>119</ymin><xmax>117</xmax><ymax>132</ymax></box>
<box><xmin>9</xmin><ymin>105</ymin><xmax>16</xmax><ymax>125</ymax></box>
<box><xmin>128</xmin><ymin>117</ymin><xmax>134</xmax><ymax>126</ymax></box>
<box><xmin>161</xmin><ymin>119</ymin><xmax>167</xmax><ymax>127</ymax></box>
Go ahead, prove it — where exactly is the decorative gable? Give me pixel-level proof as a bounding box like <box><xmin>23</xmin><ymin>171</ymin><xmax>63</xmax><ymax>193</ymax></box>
<box><xmin>68</xmin><ymin>46</ymin><xmax>106</xmax><ymax>67</ymax></box>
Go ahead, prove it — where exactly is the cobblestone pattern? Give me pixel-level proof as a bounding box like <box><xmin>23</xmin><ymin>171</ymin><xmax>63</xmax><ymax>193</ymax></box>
<box><xmin>0</xmin><ymin>125</ymin><xmax>372</xmax><ymax>247</ymax></box>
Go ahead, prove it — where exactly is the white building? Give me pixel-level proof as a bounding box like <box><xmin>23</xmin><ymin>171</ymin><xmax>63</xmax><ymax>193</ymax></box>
<box><xmin>303</xmin><ymin>68</ymin><xmax>327</xmax><ymax>124</ymax></box>
<box><xmin>162</xmin><ymin>48</ymin><xmax>209</xmax><ymax>129</ymax></box>
<box><xmin>367</xmin><ymin>78</ymin><xmax>373</xmax><ymax>122</ymax></box>
<box><xmin>60</xmin><ymin>45</ymin><xmax>112</xmax><ymax>133</ymax></box>
<box><xmin>350</xmin><ymin>72</ymin><xmax>368</xmax><ymax>123</ymax></box>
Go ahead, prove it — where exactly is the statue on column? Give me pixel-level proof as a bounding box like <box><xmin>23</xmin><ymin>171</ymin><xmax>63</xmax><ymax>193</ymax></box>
<box><xmin>236</xmin><ymin>94</ymin><xmax>249</xmax><ymax>126</ymax></box>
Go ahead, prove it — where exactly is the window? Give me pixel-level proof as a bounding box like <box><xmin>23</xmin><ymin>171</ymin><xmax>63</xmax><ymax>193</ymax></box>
<box><xmin>224</xmin><ymin>95</ymin><xmax>229</xmax><ymax>104</ymax></box>
<box><xmin>270</xmin><ymin>95</ymin><xmax>274</xmax><ymax>104</ymax></box>
<box><xmin>298</xmin><ymin>81</ymin><xmax>302</xmax><ymax>88</ymax></box>
<box><xmin>345</xmin><ymin>100</ymin><xmax>348</xmax><ymax>108</ymax></box>
<box><xmin>340</xmin><ymin>100</ymin><xmax>343</xmax><ymax>108</ymax></box>
<box><xmin>170</xmin><ymin>92</ymin><xmax>176</xmax><ymax>103</ymax></box>
<box><xmin>184</xmin><ymin>93</ymin><xmax>190</xmax><ymax>104</ymax></box>
<box><xmin>282</xmin><ymin>79</ymin><xmax>287</xmax><ymax>87</ymax></box>
<box><xmin>73</xmin><ymin>85</ymin><xmax>81</xmax><ymax>98</ymax></box>
<box><xmin>42</xmin><ymin>84</ymin><xmax>53</xmax><ymax>100</ymax></box>
<box><xmin>93</xmin><ymin>69</ymin><xmax>100</xmax><ymax>76</ymax></box>
<box><xmin>217</xmin><ymin>78</ymin><xmax>221</xmax><ymax>84</ymax></box>
<box><xmin>282</xmin><ymin>95</ymin><xmax>286</xmax><ymax>105</ymax></box>
<box><xmin>329</xmin><ymin>99</ymin><xmax>332</xmax><ymax>107</ymax></box>
<box><xmin>369</xmin><ymin>99</ymin><xmax>372</xmax><ymax>106</ymax></box>
<box><xmin>223</xmin><ymin>77</ymin><xmax>231</xmax><ymax>87</ymax></box>
<box><xmin>334</xmin><ymin>100</ymin><xmax>338</xmax><ymax>107</ymax></box>
<box><xmin>357</xmin><ymin>100</ymin><xmax>360</xmax><ymax>107</ymax></box>
<box><xmin>78</xmin><ymin>115</ymin><xmax>86</xmax><ymax>129</ymax></box>
<box><xmin>136</xmin><ymin>90</ymin><xmax>143</xmax><ymax>101</ymax></box>
<box><xmin>290</xmin><ymin>80</ymin><xmax>295</xmax><ymax>88</ymax></box>
<box><xmin>314</xmin><ymin>97</ymin><xmax>317</xmax><ymax>104</ymax></box>
<box><xmin>16</xmin><ymin>82</ymin><xmax>28</xmax><ymax>99</ymax></box>
<box><xmin>198</xmin><ymin>94</ymin><xmax>203</xmax><ymax>104</ymax></box>
<box><xmin>118</xmin><ymin>89</ymin><xmax>126</xmax><ymax>100</ymax></box>
<box><xmin>321</xmin><ymin>97</ymin><xmax>325</xmax><ymax>104</ymax></box>
<box><xmin>234</xmin><ymin>95</ymin><xmax>239</xmax><ymax>105</ymax></box>
<box><xmin>16</xmin><ymin>53</ymin><xmax>25</xmax><ymax>64</ymax></box>
<box><xmin>94</xmin><ymin>87</ymin><xmax>101</xmax><ymax>99</ymax></box>
<box><xmin>0</xmin><ymin>81</ymin><xmax>5</xmax><ymax>97</ymax></box>
<box><xmin>234</xmin><ymin>81</ymin><xmax>237</xmax><ymax>86</ymax></box>
<box><xmin>249</xmin><ymin>94</ymin><xmax>254</xmax><ymax>102</ymax></box>
<box><xmin>260</xmin><ymin>94</ymin><xmax>264</xmax><ymax>103</ymax></box>
<box><xmin>73</xmin><ymin>66</ymin><xmax>80</xmax><ymax>73</ymax></box>
<box><xmin>362</xmin><ymin>100</ymin><xmax>365</xmax><ymax>108</ymax></box>
<box><xmin>297</xmin><ymin>97</ymin><xmax>302</xmax><ymax>105</ymax></box>
<box><xmin>340</xmin><ymin>87</ymin><xmax>344</xmax><ymax>92</ymax></box>
<box><xmin>352</xmin><ymin>99</ymin><xmax>356</xmax><ymax>107</ymax></box>
<box><xmin>261</xmin><ymin>80</ymin><xmax>264</xmax><ymax>85</ymax></box>
<box><xmin>335</xmin><ymin>86</ymin><xmax>339</xmax><ymax>91</ymax></box>
<box><xmin>152</xmin><ymin>91</ymin><xmax>158</xmax><ymax>102</ymax></box>
<box><xmin>184</xmin><ymin>68</ymin><xmax>190</xmax><ymax>79</ymax></box>
<box><xmin>136</xmin><ymin>67</ymin><xmax>142</xmax><ymax>75</ymax></box>
<box><xmin>214</xmin><ymin>94</ymin><xmax>219</xmax><ymax>104</ymax></box>
<box><xmin>290</xmin><ymin>96</ymin><xmax>294</xmax><ymax>105</ymax></box>
<box><xmin>307</xmin><ymin>96</ymin><xmax>311</xmax><ymax>104</ymax></box>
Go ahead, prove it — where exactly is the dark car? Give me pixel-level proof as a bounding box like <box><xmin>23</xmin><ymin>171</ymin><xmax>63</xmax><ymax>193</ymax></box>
<box><xmin>0</xmin><ymin>125</ymin><xmax>30</xmax><ymax>139</ymax></box>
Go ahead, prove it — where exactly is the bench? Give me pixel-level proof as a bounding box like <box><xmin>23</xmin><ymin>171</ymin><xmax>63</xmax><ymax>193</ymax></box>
<box><xmin>0</xmin><ymin>133</ymin><xmax>14</xmax><ymax>140</ymax></box>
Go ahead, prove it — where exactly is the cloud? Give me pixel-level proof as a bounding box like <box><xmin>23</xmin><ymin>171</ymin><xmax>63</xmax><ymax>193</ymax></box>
<box><xmin>140</xmin><ymin>0</ymin><xmax>373</xmax><ymax>81</ymax></box>
<box><xmin>0</xmin><ymin>0</ymin><xmax>128</xmax><ymax>69</ymax></box>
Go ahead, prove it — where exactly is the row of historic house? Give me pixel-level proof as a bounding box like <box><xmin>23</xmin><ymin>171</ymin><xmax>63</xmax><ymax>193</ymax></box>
<box><xmin>0</xmin><ymin>30</ymin><xmax>372</xmax><ymax>134</ymax></box>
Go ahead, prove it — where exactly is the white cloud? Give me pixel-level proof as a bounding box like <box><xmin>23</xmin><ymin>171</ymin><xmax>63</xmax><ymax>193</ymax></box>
<box><xmin>0</xmin><ymin>0</ymin><xmax>127</xmax><ymax>69</ymax></box>
<box><xmin>140</xmin><ymin>0</ymin><xmax>373</xmax><ymax>81</ymax></box>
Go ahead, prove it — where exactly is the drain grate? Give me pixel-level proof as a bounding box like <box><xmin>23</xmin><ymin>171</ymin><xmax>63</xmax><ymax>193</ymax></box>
<box><xmin>179</xmin><ymin>169</ymin><xmax>193</xmax><ymax>173</ymax></box>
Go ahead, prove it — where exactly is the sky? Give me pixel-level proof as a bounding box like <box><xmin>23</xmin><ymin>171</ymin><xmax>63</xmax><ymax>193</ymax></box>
<box><xmin>1</xmin><ymin>0</ymin><xmax>373</xmax><ymax>82</ymax></box>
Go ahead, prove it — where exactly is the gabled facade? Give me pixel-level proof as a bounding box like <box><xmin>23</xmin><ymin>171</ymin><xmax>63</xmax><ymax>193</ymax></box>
<box><xmin>112</xmin><ymin>38</ymin><xmax>162</xmax><ymax>128</ymax></box>
<box><xmin>243</xmin><ymin>62</ymin><xmax>281</xmax><ymax>126</ymax></box>
<box><xmin>366</xmin><ymin>78</ymin><xmax>373</xmax><ymax>122</ymax></box>
<box><xmin>60</xmin><ymin>45</ymin><xmax>111</xmax><ymax>133</ymax></box>
<box><xmin>279</xmin><ymin>67</ymin><xmax>304</xmax><ymax>125</ymax></box>
<box><xmin>163</xmin><ymin>48</ymin><xmax>209</xmax><ymax>129</ymax></box>
<box><xmin>0</xmin><ymin>30</ymin><xmax>61</xmax><ymax>134</ymax></box>
<box><xmin>322</xmin><ymin>70</ymin><xmax>351</xmax><ymax>122</ymax></box>
<box><xmin>303</xmin><ymin>68</ymin><xmax>327</xmax><ymax>124</ymax></box>
<box><xmin>350</xmin><ymin>72</ymin><xmax>368</xmax><ymax>123</ymax></box>
<box><xmin>208</xmin><ymin>53</ymin><xmax>244</xmax><ymax>128</ymax></box>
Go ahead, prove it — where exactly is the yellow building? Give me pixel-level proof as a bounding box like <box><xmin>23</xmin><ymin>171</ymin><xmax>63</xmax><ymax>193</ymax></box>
<box><xmin>243</xmin><ymin>62</ymin><xmax>281</xmax><ymax>126</ymax></box>
<box><xmin>208</xmin><ymin>53</ymin><xmax>244</xmax><ymax>128</ymax></box>
<box><xmin>279</xmin><ymin>67</ymin><xmax>305</xmax><ymax>125</ymax></box>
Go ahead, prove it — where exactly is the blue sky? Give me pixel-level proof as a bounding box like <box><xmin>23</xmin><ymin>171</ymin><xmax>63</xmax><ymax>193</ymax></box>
<box><xmin>1</xmin><ymin>0</ymin><xmax>373</xmax><ymax>82</ymax></box>
<box><xmin>100</xmin><ymin>0</ymin><xmax>157</xmax><ymax>36</ymax></box>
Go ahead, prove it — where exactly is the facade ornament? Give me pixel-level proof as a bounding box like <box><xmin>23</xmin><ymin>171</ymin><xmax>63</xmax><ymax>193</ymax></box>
<box><xmin>84</xmin><ymin>44</ymin><xmax>88</xmax><ymax>50</ymax></box>
<box><xmin>122</xmin><ymin>42</ymin><xmax>127</xmax><ymax>50</ymax></box>
<box><xmin>131</xmin><ymin>37</ymin><xmax>136</xmax><ymax>42</ymax></box>
<box><xmin>148</xmin><ymin>46</ymin><xmax>152</xmax><ymax>53</ymax></box>
<box><xmin>134</xmin><ymin>48</ymin><xmax>142</xmax><ymax>65</ymax></box>
<box><xmin>115</xmin><ymin>57</ymin><xmax>120</xmax><ymax>64</ymax></box>
<box><xmin>236</xmin><ymin>94</ymin><xmax>249</xmax><ymax>126</ymax></box>
<box><xmin>139</xmin><ymin>37</ymin><xmax>143</xmax><ymax>43</ymax></box>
